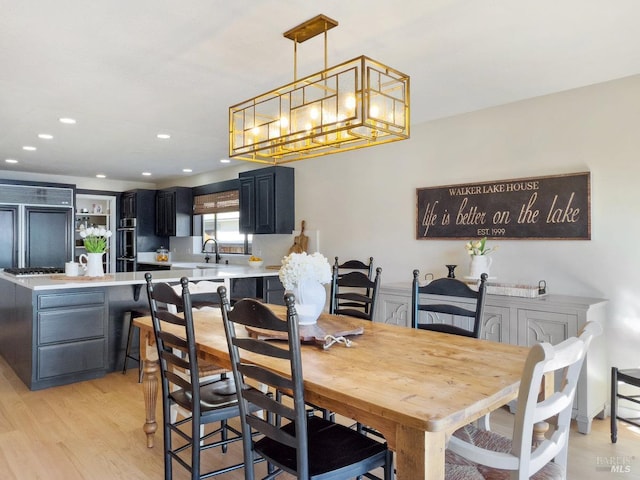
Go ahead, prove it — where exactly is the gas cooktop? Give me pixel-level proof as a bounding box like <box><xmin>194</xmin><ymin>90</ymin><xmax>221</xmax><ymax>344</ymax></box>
<box><xmin>3</xmin><ymin>267</ymin><xmax>65</xmax><ymax>276</ymax></box>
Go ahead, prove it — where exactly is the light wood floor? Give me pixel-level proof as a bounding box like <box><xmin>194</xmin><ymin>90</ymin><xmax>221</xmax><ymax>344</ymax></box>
<box><xmin>0</xmin><ymin>356</ymin><xmax>638</xmax><ymax>479</ymax></box>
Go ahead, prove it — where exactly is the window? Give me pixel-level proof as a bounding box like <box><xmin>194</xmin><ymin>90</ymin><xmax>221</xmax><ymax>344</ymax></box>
<box><xmin>195</xmin><ymin>191</ymin><xmax>252</xmax><ymax>255</ymax></box>
<box><xmin>202</xmin><ymin>211</ymin><xmax>252</xmax><ymax>254</ymax></box>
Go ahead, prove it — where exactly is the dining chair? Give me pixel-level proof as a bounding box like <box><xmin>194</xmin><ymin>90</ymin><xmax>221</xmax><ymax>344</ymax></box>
<box><xmin>444</xmin><ymin>321</ymin><xmax>602</xmax><ymax>480</ymax></box>
<box><xmin>610</xmin><ymin>367</ymin><xmax>640</xmax><ymax>443</ymax></box>
<box><xmin>411</xmin><ymin>270</ymin><xmax>488</xmax><ymax>338</ymax></box>
<box><xmin>145</xmin><ymin>273</ymin><xmax>255</xmax><ymax>480</ymax></box>
<box><xmin>330</xmin><ymin>256</ymin><xmax>381</xmax><ymax>321</ymax></box>
<box><xmin>218</xmin><ymin>285</ymin><xmax>393</xmax><ymax>480</ymax></box>
<box><xmin>166</xmin><ymin>280</ymin><xmax>230</xmax><ymax>426</ymax></box>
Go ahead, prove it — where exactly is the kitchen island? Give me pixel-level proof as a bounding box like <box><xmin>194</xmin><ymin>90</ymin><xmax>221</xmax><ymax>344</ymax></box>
<box><xmin>0</xmin><ymin>266</ymin><xmax>281</xmax><ymax>390</ymax></box>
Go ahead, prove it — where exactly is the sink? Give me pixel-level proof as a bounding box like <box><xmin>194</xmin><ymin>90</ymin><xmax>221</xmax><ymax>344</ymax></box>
<box><xmin>196</xmin><ymin>264</ymin><xmax>224</xmax><ymax>269</ymax></box>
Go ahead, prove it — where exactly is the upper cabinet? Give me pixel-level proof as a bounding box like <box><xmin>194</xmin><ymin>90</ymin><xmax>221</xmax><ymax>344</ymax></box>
<box><xmin>120</xmin><ymin>192</ymin><xmax>136</xmax><ymax>219</ymax></box>
<box><xmin>239</xmin><ymin>166</ymin><xmax>294</xmax><ymax>234</ymax></box>
<box><xmin>155</xmin><ymin>187</ymin><xmax>193</xmax><ymax>237</ymax></box>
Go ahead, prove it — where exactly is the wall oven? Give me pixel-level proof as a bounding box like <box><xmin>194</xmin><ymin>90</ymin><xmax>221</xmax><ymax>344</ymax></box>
<box><xmin>116</xmin><ymin>218</ymin><xmax>137</xmax><ymax>272</ymax></box>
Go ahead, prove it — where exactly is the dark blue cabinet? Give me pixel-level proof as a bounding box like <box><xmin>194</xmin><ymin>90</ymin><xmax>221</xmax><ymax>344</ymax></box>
<box><xmin>239</xmin><ymin>166</ymin><xmax>294</xmax><ymax>234</ymax></box>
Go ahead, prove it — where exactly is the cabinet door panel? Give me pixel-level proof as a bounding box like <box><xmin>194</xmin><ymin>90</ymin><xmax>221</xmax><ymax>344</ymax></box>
<box><xmin>38</xmin><ymin>307</ymin><xmax>105</xmax><ymax>344</ymax></box>
<box><xmin>0</xmin><ymin>206</ymin><xmax>18</xmax><ymax>268</ymax></box>
<box><xmin>516</xmin><ymin>309</ymin><xmax>577</xmax><ymax>346</ymax></box>
<box><xmin>25</xmin><ymin>207</ymin><xmax>72</xmax><ymax>267</ymax></box>
<box><xmin>239</xmin><ymin>177</ymin><xmax>255</xmax><ymax>233</ymax></box>
<box><xmin>255</xmin><ymin>173</ymin><xmax>275</xmax><ymax>234</ymax></box>
<box><xmin>37</xmin><ymin>338</ymin><xmax>105</xmax><ymax>379</ymax></box>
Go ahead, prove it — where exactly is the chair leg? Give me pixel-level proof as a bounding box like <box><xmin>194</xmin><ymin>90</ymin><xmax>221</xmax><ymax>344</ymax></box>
<box><xmin>122</xmin><ymin>311</ymin><xmax>142</xmax><ymax>383</ymax></box>
<box><xmin>611</xmin><ymin>366</ymin><xmax>618</xmax><ymax>443</ymax></box>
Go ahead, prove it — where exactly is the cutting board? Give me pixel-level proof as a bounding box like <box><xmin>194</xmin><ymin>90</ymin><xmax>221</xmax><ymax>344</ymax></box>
<box><xmin>245</xmin><ymin>309</ymin><xmax>364</xmax><ymax>343</ymax></box>
<box><xmin>288</xmin><ymin>220</ymin><xmax>309</xmax><ymax>254</ymax></box>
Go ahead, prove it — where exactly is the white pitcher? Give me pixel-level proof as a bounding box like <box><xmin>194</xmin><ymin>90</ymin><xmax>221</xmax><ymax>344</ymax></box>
<box><xmin>469</xmin><ymin>255</ymin><xmax>492</xmax><ymax>279</ymax></box>
<box><xmin>79</xmin><ymin>252</ymin><xmax>105</xmax><ymax>277</ymax></box>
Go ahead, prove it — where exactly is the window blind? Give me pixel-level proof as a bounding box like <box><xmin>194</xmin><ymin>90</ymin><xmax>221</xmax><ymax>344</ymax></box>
<box><xmin>193</xmin><ymin>190</ymin><xmax>239</xmax><ymax>214</ymax></box>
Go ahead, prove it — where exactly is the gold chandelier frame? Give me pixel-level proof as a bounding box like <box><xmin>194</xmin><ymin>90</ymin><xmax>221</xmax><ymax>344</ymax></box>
<box><xmin>229</xmin><ymin>14</ymin><xmax>410</xmax><ymax>165</ymax></box>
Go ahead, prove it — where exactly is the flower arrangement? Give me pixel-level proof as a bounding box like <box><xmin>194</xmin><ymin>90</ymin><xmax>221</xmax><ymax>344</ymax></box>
<box><xmin>465</xmin><ymin>237</ymin><xmax>497</xmax><ymax>256</ymax></box>
<box><xmin>79</xmin><ymin>226</ymin><xmax>112</xmax><ymax>253</ymax></box>
<box><xmin>279</xmin><ymin>252</ymin><xmax>332</xmax><ymax>290</ymax></box>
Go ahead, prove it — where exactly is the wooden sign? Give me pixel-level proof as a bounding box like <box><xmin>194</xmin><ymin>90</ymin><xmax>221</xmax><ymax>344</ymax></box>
<box><xmin>416</xmin><ymin>172</ymin><xmax>590</xmax><ymax>240</ymax></box>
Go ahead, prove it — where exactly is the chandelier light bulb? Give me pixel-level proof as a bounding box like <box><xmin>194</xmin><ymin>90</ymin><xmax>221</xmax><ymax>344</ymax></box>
<box><xmin>370</xmin><ymin>105</ymin><xmax>379</xmax><ymax>117</ymax></box>
<box><xmin>310</xmin><ymin>107</ymin><xmax>319</xmax><ymax>120</ymax></box>
<box><xmin>345</xmin><ymin>95</ymin><xmax>356</xmax><ymax>110</ymax></box>
<box><xmin>279</xmin><ymin>117</ymin><xmax>289</xmax><ymax>128</ymax></box>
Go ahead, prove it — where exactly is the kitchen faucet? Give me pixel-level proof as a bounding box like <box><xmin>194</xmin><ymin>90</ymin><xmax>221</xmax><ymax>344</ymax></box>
<box><xmin>202</xmin><ymin>238</ymin><xmax>221</xmax><ymax>264</ymax></box>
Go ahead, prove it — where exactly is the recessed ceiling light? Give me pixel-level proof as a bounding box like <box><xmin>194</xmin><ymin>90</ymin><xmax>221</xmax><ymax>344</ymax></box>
<box><xmin>220</xmin><ymin>159</ymin><xmax>231</xmax><ymax>164</ymax></box>
<box><xmin>96</xmin><ymin>174</ymin><xmax>106</xmax><ymax>178</ymax></box>
<box><xmin>59</xmin><ymin>117</ymin><xmax>77</xmax><ymax>124</ymax></box>
<box><xmin>157</xmin><ymin>133</ymin><xmax>171</xmax><ymax>139</ymax></box>
<box><xmin>38</xmin><ymin>133</ymin><xmax>54</xmax><ymax>139</ymax></box>
<box><xmin>5</xmin><ymin>159</ymin><xmax>18</xmax><ymax>164</ymax></box>
<box><xmin>142</xmin><ymin>172</ymin><xmax>152</xmax><ymax>176</ymax></box>
<box><xmin>22</xmin><ymin>146</ymin><xmax>37</xmax><ymax>151</ymax></box>
<box><xmin>182</xmin><ymin>168</ymin><xmax>192</xmax><ymax>173</ymax></box>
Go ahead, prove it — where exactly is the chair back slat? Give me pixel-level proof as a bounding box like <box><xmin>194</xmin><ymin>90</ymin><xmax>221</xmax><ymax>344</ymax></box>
<box><xmin>239</xmin><ymin>363</ymin><xmax>294</xmax><ymax>392</ymax></box>
<box><xmin>233</xmin><ymin>337</ymin><xmax>292</xmax><ymax>360</ymax></box>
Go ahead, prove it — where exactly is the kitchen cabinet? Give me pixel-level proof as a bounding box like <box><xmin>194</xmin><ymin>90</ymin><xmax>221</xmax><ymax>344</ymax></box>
<box><xmin>118</xmin><ymin>189</ymin><xmax>165</xmax><ymax>263</ymax></box>
<box><xmin>374</xmin><ymin>283</ymin><xmax>608</xmax><ymax>434</ymax></box>
<box><xmin>155</xmin><ymin>187</ymin><xmax>192</xmax><ymax>237</ymax></box>
<box><xmin>259</xmin><ymin>276</ymin><xmax>286</xmax><ymax>305</ymax></box>
<box><xmin>239</xmin><ymin>166</ymin><xmax>294</xmax><ymax>234</ymax></box>
<box><xmin>120</xmin><ymin>191</ymin><xmax>136</xmax><ymax>219</ymax></box>
<box><xmin>0</xmin><ymin>279</ymin><xmax>108</xmax><ymax>390</ymax></box>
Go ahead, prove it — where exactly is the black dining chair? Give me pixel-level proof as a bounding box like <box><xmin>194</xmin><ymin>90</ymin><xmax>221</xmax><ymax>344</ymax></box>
<box><xmin>218</xmin><ymin>285</ymin><xmax>393</xmax><ymax>480</ymax></box>
<box><xmin>145</xmin><ymin>273</ymin><xmax>260</xmax><ymax>480</ymax></box>
<box><xmin>411</xmin><ymin>270</ymin><xmax>488</xmax><ymax>338</ymax></box>
<box><xmin>611</xmin><ymin>367</ymin><xmax>640</xmax><ymax>443</ymax></box>
<box><xmin>330</xmin><ymin>257</ymin><xmax>381</xmax><ymax>321</ymax></box>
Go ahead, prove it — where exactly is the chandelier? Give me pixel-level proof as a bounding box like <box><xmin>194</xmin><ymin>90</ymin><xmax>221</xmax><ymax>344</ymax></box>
<box><xmin>229</xmin><ymin>14</ymin><xmax>410</xmax><ymax>165</ymax></box>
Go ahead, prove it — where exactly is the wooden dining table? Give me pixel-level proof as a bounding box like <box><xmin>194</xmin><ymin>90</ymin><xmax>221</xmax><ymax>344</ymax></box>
<box><xmin>134</xmin><ymin>307</ymin><xmax>530</xmax><ymax>480</ymax></box>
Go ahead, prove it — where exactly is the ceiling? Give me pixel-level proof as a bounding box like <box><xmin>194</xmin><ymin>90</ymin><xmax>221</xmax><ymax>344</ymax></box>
<box><xmin>1</xmin><ymin>0</ymin><xmax>639</xmax><ymax>183</ymax></box>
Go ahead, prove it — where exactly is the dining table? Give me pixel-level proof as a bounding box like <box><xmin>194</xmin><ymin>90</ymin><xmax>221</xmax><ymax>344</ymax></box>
<box><xmin>134</xmin><ymin>306</ymin><xmax>530</xmax><ymax>480</ymax></box>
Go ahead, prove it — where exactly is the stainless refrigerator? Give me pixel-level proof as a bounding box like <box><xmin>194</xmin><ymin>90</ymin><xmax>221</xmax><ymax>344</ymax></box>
<box><xmin>0</xmin><ymin>184</ymin><xmax>74</xmax><ymax>269</ymax></box>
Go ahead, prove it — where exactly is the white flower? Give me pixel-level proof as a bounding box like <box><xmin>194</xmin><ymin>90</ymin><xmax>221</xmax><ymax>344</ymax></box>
<box><xmin>464</xmin><ymin>236</ymin><xmax>497</xmax><ymax>256</ymax></box>
<box><xmin>278</xmin><ymin>252</ymin><xmax>332</xmax><ymax>290</ymax></box>
<box><xmin>80</xmin><ymin>227</ymin><xmax>112</xmax><ymax>253</ymax></box>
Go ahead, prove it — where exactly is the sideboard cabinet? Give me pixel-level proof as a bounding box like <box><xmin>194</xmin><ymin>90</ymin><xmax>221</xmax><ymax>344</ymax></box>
<box><xmin>374</xmin><ymin>282</ymin><xmax>608</xmax><ymax>434</ymax></box>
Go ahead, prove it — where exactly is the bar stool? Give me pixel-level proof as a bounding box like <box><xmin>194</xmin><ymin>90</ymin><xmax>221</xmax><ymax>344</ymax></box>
<box><xmin>122</xmin><ymin>308</ymin><xmax>148</xmax><ymax>383</ymax></box>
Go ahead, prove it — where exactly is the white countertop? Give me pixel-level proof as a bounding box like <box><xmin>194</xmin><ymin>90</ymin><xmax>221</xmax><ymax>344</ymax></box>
<box><xmin>0</xmin><ymin>265</ymin><xmax>279</xmax><ymax>291</ymax></box>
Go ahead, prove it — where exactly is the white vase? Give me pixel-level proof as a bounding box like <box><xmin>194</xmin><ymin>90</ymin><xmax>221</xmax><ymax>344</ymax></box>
<box><xmin>469</xmin><ymin>255</ymin><xmax>492</xmax><ymax>279</ymax></box>
<box><xmin>79</xmin><ymin>252</ymin><xmax>105</xmax><ymax>277</ymax></box>
<box><xmin>292</xmin><ymin>280</ymin><xmax>326</xmax><ymax>325</ymax></box>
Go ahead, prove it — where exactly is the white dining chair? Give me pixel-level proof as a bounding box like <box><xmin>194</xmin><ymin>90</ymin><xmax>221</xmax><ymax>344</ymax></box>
<box><xmin>445</xmin><ymin>321</ymin><xmax>602</xmax><ymax>480</ymax></box>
